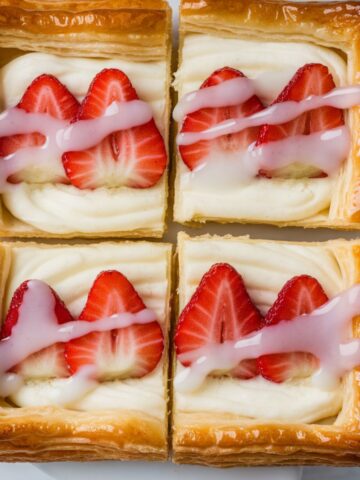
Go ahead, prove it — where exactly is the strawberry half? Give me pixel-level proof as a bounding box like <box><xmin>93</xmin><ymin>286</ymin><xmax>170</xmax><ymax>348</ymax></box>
<box><xmin>62</xmin><ymin>68</ymin><xmax>167</xmax><ymax>190</ymax></box>
<box><xmin>175</xmin><ymin>263</ymin><xmax>263</xmax><ymax>379</ymax></box>
<box><xmin>0</xmin><ymin>74</ymin><xmax>79</xmax><ymax>183</ymax></box>
<box><xmin>1</xmin><ymin>280</ymin><xmax>73</xmax><ymax>378</ymax></box>
<box><xmin>65</xmin><ymin>270</ymin><xmax>164</xmax><ymax>380</ymax></box>
<box><xmin>179</xmin><ymin>67</ymin><xmax>264</xmax><ymax>171</ymax></box>
<box><xmin>257</xmin><ymin>275</ymin><xmax>328</xmax><ymax>383</ymax></box>
<box><xmin>256</xmin><ymin>63</ymin><xmax>344</xmax><ymax>178</ymax></box>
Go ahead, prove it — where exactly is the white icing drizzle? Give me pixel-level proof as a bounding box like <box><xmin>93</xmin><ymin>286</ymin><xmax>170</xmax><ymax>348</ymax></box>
<box><xmin>176</xmin><ymin>85</ymin><xmax>360</xmax><ymax>146</ymax></box>
<box><xmin>173</xmin><ymin>72</ymin><xmax>296</xmax><ymax>122</ymax></box>
<box><xmin>248</xmin><ymin>127</ymin><xmax>350</xmax><ymax>176</ymax></box>
<box><xmin>0</xmin><ymin>100</ymin><xmax>153</xmax><ymax>192</ymax></box>
<box><xmin>173</xmin><ymin>77</ymin><xmax>256</xmax><ymax>122</ymax></box>
<box><xmin>175</xmin><ymin>284</ymin><xmax>360</xmax><ymax>393</ymax></box>
<box><xmin>0</xmin><ymin>280</ymin><xmax>157</xmax><ymax>398</ymax></box>
<box><xmin>175</xmin><ymin>80</ymin><xmax>360</xmax><ymax>182</ymax></box>
<box><xmin>183</xmin><ymin>127</ymin><xmax>350</xmax><ymax>189</ymax></box>
<box><xmin>53</xmin><ymin>366</ymin><xmax>98</xmax><ymax>407</ymax></box>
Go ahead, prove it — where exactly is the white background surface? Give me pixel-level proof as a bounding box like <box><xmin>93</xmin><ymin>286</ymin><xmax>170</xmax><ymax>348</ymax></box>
<box><xmin>1</xmin><ymin>0</ymin><xmax>360</xmax><ymax>478</ymax></box>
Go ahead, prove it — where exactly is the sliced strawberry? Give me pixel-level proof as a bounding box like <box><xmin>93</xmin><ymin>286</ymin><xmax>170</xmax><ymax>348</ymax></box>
<box><xmin>74</xmin><ymin>68</ymin><xmax>137</xmax><ymax>120</ymax></box>
<box><xmin>17</xmin><ymin>74</ymin><xmax>79</xmax><ymax>121</ymax></box>
<box><xmin>61</xmin><ymin>137</ymin><xmax>117</xmax><ymax>190</ymax></box>
<box><xmin>258</xmin><ymin>275</ymin><xmax>328</xmax><ymax>383</ymax></box>
<box><xmin>65</xmin><ymin>270</ymin><xmax>164</xmax><ymax>380</ymax></box>
<box><xmin>258</xmin><ymin>352</ymin><xmax>319</xmax><ymax>384</ymax></box>
<box><xmin>62</xmin><ymin>68</ymin><xmax>167</xmax><ymax>190</ymax></box>
<box><xmin>0</xmin><ymin>133</ymin><xmax>44</xmax><ymax>158</ymax></box>
<box><xmin>231</xmin><ymin>359</ymin><xmax>260</xmax><ymax>379</ymax></box>
<box><xmin>13</xmin><ymin>343</ymin><xmax>71</xmax><ymax>379</ymax></box>
<box><xmin>265</xmin><ymin>274</ymin><xmax>329</xmax><ymax>323</ymax></box>
<box><xmin>175</xmin><ymin>263</ymin><xmax>263</xmax><ymax>379</ymax></box>
<box><xmin>0</xmin><ymin>74</ymin><xmax>79</xmax><ymax>184</ymax></box>
<box><xmin>1</xmin><ymin>280</ymin><xmax>73</xmax><ymax>378</ymax></box>
<box><xmin>179</xmin><ymin>67</ymin><xmax>264</xmax><ymax>171</ymax></box>
<box><xmin>257</xmin><ymin>63</ymin><xmax>344</xmax><ymax>178</ymax></box>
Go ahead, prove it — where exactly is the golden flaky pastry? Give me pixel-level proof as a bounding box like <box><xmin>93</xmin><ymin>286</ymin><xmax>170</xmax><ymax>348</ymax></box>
<box><xmin>173</xmin><ymin>0</ymin><xmax>360</xmax><ymax>230</ymax></box>
<box><xmin>0</xmin><ymin>240</ymin><xmax>172</xmax><ymax>462</ymax></box>
<box><xmin>172</xmin><ymin>232</ymin><xmax>360</xmax><ymax>466</ymax></box>
<box><xmin>0</xmin><ymin>0</ymin><xmax>171</xmax><ymax>239</ymax></box>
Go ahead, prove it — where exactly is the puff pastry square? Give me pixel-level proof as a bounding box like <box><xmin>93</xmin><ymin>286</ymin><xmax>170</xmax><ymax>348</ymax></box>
<box><xmin>173</xmin><ymin>0</ymin><xmax>360</xmax><ymax>230</ymax></box>
<box><xmin>0</xmin><ymin>240</ymin><xmax>172</xmax><ymax>462</ymax></box>
<box><xmin>172</xmin><ymin>232</ymin><xmax>360</xmax><ymax>466</ymax></box>
<box><xmin>0</xmin><ymin>0</ymin><xmax>171</xmax><ymax>238</ymax></box>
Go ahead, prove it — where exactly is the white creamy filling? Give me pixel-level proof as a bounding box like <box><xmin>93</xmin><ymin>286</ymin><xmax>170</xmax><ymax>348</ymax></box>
<box><xmin>3</xmin><ymin>181</ymin><xmax>165</xmax><ymax>234</ymax></box>
<box><xmin>176</xmin><ymin>367</ymin><xmax>343</xmax><ymax>424</ymax></box>
<box><xmin>10</xmin><ymin>369</ymin><xmax>165</xmax><ymax>419</ymax></box>
<box><xmin>0</xmin><ymin>53</ymin><xmax>167</xmax><ymax>234</ymax></box>
<box><xmin>5</xmin><ymin>242</ymin><xmax>170</xmax><ymax>414</ymax></box>
<box><xmin>174</xmin><ymin>35</ymin><xmax>348</xmax><ymax>224</ymax></box>
<box><xmin>178</xmin><ymin>171</ymin><xmax>334</xmax><ymax>224</ymax></box>
<box><xmin>176</xmin><ymin>236</ymin><xmax>348</xmax><ymax>423</ymax></box>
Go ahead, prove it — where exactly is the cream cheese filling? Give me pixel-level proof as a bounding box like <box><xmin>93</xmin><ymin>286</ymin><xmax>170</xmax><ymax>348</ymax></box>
<box><xmin>175</xmin><ymin>366</ymin><xmax>343</xmax><ymax>424</ymax></box>
<box><xmin>3</xmin><ymin>181</ymin><xmax>165</xmax><ymax>235</ymax></box>
<box><xmin>10</xmin><ymin>369</ymin><xmax>165</xmax><ymax>419</ymax></box>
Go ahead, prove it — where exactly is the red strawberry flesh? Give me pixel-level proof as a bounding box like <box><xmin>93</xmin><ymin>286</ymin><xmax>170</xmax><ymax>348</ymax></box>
<box><xmin>175</xmin><ymin>263</ymin><xmax>263</xmax><ymax>379</ymax></box>
<box><xmin>257</xmin><ymin>63</ymin><xmax>344</xmax><ymax>178</ymax></box>
<box><xmin>65</xmin><ymin>270</ymin><xmax>164</xmax><ymax>380</ymax></box>
<box><xmin>179</xmin><ymin>67</ymin><xmax>264</xmax><ymax>171</ymax></box>
<box><xmin>62</xmin><ymin>68</ymin><xmax>167</xmax><ymax>190</ymax></box>
<box><xmin>0</xmin><ymin>74</ymin><xmax>80</xmax><ymax>184</ymax></box>
<box><xmin>257</xmin><ymin>275</ymin><xmax>328</xmax><ymax>383</ymax></box>
<box><xmin>0</xmin><ymin>74</ymin><xmax>79</xmax><ymax>156</ymax></box>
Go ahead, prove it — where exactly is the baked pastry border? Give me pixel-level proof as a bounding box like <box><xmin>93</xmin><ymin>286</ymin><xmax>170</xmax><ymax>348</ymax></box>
<box><xmin>0</xmin><ymin>239</ymin><xmax>173</xmax><ymax>462</ymax></box>
<box><xmin>173</xmin><ymin>0</ymin><xmax>360</xmax><ymax>230</ymax></box>
<box><xmin>172</xmin><ymin>232</ymin><xmax>360</xmax><ymax>466</ymax></box>
<box><xmin>0</xmin><ymin>0</ymin><xmax>171</xmax><ymax>61</ymax></box>
<box><xmin>0</xmin><ymin>0</ymin><xmax>172</xmax><ymax>239</ymax></box>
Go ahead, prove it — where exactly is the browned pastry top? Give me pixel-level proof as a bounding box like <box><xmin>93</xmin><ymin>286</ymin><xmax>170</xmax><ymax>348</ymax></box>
<box><xmin>0</xmin><ymin>0</ymin><xmax>170</xmax><ymax>38</ymax></box>
<box><xmin>181</xmin><ymin>0</ymin><xmax>360</xmax><ymax>42</ymax></box>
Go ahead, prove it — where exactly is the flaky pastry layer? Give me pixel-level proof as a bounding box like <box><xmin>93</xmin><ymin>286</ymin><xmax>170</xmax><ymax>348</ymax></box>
<box><xmin>0</xmin><ymin>407</ymin><xmax>166</xmax><ymax>462</ymax></box>
<box><xmin>0</xmin><ymin>0</ymin><xmax>171</xmax><ymax>61</ymax></box>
